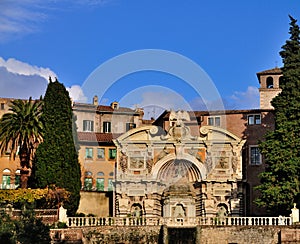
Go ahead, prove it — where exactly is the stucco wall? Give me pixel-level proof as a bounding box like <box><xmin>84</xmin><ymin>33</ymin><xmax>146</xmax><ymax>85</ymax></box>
<box><xmin>77</xmin><ymin>191</ymin><xmax>111</xmax><ymax>216</ymax></box>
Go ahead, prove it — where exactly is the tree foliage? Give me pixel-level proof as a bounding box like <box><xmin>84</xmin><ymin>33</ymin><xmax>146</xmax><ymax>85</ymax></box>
<box><xmin>34</xmin><ymin>78</ymin><xmax>81</xmax><ymax>216</ymax></box>
<box><xmin>0</xmin><ymin>97</ymin><xmax>43</xmax><ymax>188</ymax></box>
<box><xmin>0</xmin><ymin>186</ymin><xmax>69</xmax><ymax>209</ymax></box>
<box><xmin>256</xmin><ymin>16</ymin><xmax>300</xmax><ymax>215</ymax></box>
<box><xmin>0</xmin><ymin>209</ymin><xmax>50</xmax><ymax>244</ymax></box>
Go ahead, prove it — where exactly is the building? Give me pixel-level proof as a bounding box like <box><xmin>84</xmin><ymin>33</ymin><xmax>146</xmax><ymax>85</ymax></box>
<box><xmin>112</xmin><ymin>67</ymin><xmax>281</xmax><ymax>217</ymax></box>
<box><xmin>73</xmin><ymin>96</ymin><xmax>145</xmax><ymax>216</ymax></box>
<box><xmin>0</xmin><ymin>98</ymin><xmax>21</xmax><ymax>190</ymax></box>
<box><xmin>0</xmin><ymin>67</ymin><xmax>282</xmax><ymax>217</ymax></box>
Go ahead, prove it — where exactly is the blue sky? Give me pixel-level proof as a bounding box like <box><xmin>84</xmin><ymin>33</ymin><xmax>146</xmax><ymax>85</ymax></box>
<box><xmin>0</xmin><ymin>1</ymin><xmax>299</xmax><ymax>118</ymax></box>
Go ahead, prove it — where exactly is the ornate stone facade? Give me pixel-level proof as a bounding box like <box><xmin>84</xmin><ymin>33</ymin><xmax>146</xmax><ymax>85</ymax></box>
<box><xmin>114</xmin><ymin>111</ymin><xmax>245</xmax><ymax>218</ymax></box>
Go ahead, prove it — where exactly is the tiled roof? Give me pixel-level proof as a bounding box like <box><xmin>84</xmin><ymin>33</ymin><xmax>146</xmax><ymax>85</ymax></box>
<box><xmin>142</xmin><ymin>119</ymin><xmax>155</xmax><ymax>125</ymax></box>
<box><xmin>158</xmin><ymin>109</ymin><xmax>273</xmax><ymax>120</ymax></box>
<box><xmin>97</xmin><ymin>105</ymin><xmax>137</xmax><ymax>113</ymax></box>
<box><xmin>256</xmin><ymin>67</ymin><xmax>282</xmax><ymax>76</ymax></box>
<box><xmin>78</xmin><ymin>132</ymin><xmax>121</xmax><ymax>142</ymax></box>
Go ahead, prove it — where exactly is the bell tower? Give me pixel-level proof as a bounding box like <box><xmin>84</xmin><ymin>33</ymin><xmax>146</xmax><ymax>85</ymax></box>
<box><xmin>257</xmin><ymin>67</ymin><xmax>282</xmax><ymax>109</ymax></box>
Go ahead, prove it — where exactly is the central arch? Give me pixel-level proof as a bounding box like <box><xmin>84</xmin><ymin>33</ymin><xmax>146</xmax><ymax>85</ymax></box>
<box><xmin>158</xmin><ymin>159</ymin><xmax>201</xmax><ymax>183</ymax></box>
<box><xmin>152</xmin><ymin>153</ymin><xmax>207</xmax><ymax>185</ymax></box>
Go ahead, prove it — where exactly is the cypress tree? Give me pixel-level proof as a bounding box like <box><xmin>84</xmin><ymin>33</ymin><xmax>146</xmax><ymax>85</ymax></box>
<box><xmin>34</xmin><ymin>78</ymin><xmax>81</xmax><ymax>216</ymax></box>
<box><xmin>256</xmin><ymin>16</ymin><xmax>300</xmax><ymax>215</ymax></box>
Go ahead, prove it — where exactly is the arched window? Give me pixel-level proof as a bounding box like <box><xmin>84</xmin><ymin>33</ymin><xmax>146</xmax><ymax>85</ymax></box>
<box><xmin>84</xmin><ymin>171</ymin><xmax>93</xmax><ymax>191</ymax></box>
<box><xmin>279</xmin><ymin>76</ymin><xmax>284</xmax><ymax>88</ymax></box>
<box><xmin>96</xmin><ymin>172</ymin><xmax>105</xmax><ymax>191</ymax></box>
<box><xmin>2</xmin><ymin>169</ymin><xmax>11</xmax><ymax>189</ymax></box>
<box><xmin>109</xmin><ymin>172</ymin><xmax>114</xmax><ymax>176</ymax></box>
<box><xmin>266</xmin><ymin>76</ymin><xmax>274</xmax><ymax>88</ymax></box>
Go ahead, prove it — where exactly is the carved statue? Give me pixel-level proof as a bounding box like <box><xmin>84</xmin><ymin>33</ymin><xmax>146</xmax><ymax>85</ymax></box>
<box><xmin>217</xmin><ymin>205</ymin><xmax>228</xmax><ymax>224</ymax></box>
<box><xmin>231</xmin><ymin>156</ymin><xmax>238</xmax><ymax>173</ymax></box>
<box><xmin>157</xmin><ymin>146</ymin><xmax>170</xmax><ymax>161</ymax></box>
<box><xmin>173</xmin><ymin>204</ymin><xmax>186</xmax><ymax>218</ymax></box>
<box><xmin>161</xmin><ymin>110</ymin><xmax>195</xmax><ymax>142</ymax></box>
<box><xmin>120</xmin><ymin>152</ymin><xmax>128</xmax><ymax>172</ymax></box>
<box><xmin>146</xmin><ymin>157</ymin><xmax>153</xmax><ymax>173</ymax></box>
<box><xmin>205</xmin><ymin>154</ymin><xmax>213</xmax><ymax>172</ymax></box>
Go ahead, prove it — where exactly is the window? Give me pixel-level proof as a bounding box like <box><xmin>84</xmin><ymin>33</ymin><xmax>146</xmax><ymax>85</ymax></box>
<box><xmin>109</xmin><ymin>149</ymin><xmax>116</xmax><ymax>159</ymax></box>
<box><xmin>250</xmin><ymin>147</ymin><xmax>261</xmax><ymax>165</ymax></box>
<box><xmin>0</xmin><ymin>103</ymin><xmax>4</xmax><ymax>110</ymax></box>
<box><xmin>266</xmin><ymin>76</ymin><xmax>274</xmax><ymax>88</ymax></box>
<box><xmin>96</xmin><ymin>178</ymin><xmax>104</xmax><ymax>191</ymax></box>
<box><xmin>84</xmin><ymin>178</ymin><xmax>92</xmax><ymax>191</ymax></box>
<box><xmin>85</xmin><ymin>148</ymin><xmax>93</xmax><ymax>159</ymax></box>
<box><xmin>97</xmin><ymin>148</ymin><xmax>105</xmax><ymax>159</ymax></box>
<box><xmin>96</xmin><ymin>172</ymin><xmax>104</xmax><ymax>191</ymax></box>
<box><xmin>248</xmin><ymin>114</ymin><xmax>261</xmax><ymax>125</ymax></box>
<box><xmin>2</xmin><ymin>175</ymin><xmax>10</xmax><ymax>189</ymax></box>
<box><xmin>208</xmin><ymin>116</ymin><xmax>221</xmax><ymax>126</ymax></box>
<box><xmin>109</xmin><ymin>172</ymin><xmax>114</xmax><ymax>177</ymax></box>
<box><xmin>126</xmin><ymin>123</ymin><xmax>136</xmax><ymax>131</ymax></box>
<box><xmin>103</xmin><ymin>122</ymin><xmax>111</xmax><ymax>133</ymax></box>
<box><xmin>15</xmin><ymin>170</ymin><xmax>20</xmax><ymax>188</ymax></box>
<box><xmin>108</xmin><ymin>179</ymin><xmax>114</xmax><ymax>191</ymax></box>
<box><xmin>83</xmin><ymin>120</ymin><xmax>94</xmax><ymax>132</ymax></box>
<box><xmin>2</xmin><ymin>169</ymin><xmax>11</xmax><ymax>189</ymax></box>
<box><xmin>15</xmin><ymin>175</ymin><xmax>20</xmax><ymax>188</ymax></box>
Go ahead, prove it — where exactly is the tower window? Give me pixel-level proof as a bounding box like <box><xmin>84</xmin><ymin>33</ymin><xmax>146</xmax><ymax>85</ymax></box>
<box><xmin>266</xmin><ymin>77</ymin><xmax>274</xmax><ymax>88</ymax></box>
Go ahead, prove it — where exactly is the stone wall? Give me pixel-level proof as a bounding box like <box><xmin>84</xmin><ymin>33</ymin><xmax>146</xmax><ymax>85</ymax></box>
<box><xmin>198</xmin><ymin>226</ymin><xmax>279</xmax><ymax>244</ymax></box>
<box><xmin>52</xmin><ymin>226</ymin><xmax>300</xmax><ymax>244</ymax></box>
<box><xmin>81</xmin><ymin>226</ymin><xmax>162</xmax><ymax>244</ymax></box>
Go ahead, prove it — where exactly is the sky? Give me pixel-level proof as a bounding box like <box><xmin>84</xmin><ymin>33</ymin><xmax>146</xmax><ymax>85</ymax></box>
<box><xmin>0</xmin><ymin>0</ymin><xmax>299</xmax><ymax>119</ymax></box>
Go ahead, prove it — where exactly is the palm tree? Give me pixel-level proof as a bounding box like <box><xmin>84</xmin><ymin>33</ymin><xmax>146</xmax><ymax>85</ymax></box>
<box><xmin>0</xmin><ymin>97</ymin><xmax>43</xmax><ymax>188</ymax></box>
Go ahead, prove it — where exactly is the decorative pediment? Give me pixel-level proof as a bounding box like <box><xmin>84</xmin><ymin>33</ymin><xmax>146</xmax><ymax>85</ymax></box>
<box><xmin>161</xmin><ymin>110</ymin><xmax>196</xmax><ymax>142</ymax></box>
<box><xmin>200</xmin><ymin>126</ymin><xmax>242</xmax><ymax>143</ymax></box>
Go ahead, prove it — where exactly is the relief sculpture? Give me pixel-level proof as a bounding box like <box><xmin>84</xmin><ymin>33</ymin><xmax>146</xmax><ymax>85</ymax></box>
<box><xmin>130</xmin><ymin>157</ymin><xmax>144</xmax><ymax>169</ymax></box>
<box><xmin>120</xmin><ymin>152</ymin><xmax>128</xmax><ymax>172</ymax></box>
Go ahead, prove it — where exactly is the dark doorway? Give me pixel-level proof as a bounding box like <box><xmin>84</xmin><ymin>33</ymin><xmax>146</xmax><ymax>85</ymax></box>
<box><xmin>168</xmin><ymin>228</ymin><xmax>196</xmax><ymax>244</ymax></box>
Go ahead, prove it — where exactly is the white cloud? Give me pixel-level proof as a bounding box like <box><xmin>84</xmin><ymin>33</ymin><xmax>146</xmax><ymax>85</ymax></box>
<box><xmin>67</xmin><ymin>85</ymin><xmax>87</xmax><ymax>103</ymax></box>
<box><xmin>0</xmin><ymin>56</ymin><xmax>87</xmax><ymax>101</ymax></box>
<box><xmin>229</xmin><ymin>86</ymin><xmax>259</xmax><ymax>109</ymax></box>
<box><xmin>0</xmin><ymin>57</ymin><xmax>53</xmax><ymax>99</ymax></box>
<box><xmin>0</xmin><ymin>57</ymin><xmax>56</xmax><ymax>80</ymax></box>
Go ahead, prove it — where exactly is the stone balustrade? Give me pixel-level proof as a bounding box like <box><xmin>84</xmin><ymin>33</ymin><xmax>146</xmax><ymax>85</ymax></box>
<box><xmin>66</xmin><ymin>216</ymin><xmax>292</xmax><ymax>227</ymax></box>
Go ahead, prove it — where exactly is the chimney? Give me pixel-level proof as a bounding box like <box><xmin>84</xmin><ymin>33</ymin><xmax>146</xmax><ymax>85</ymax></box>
<box><xmin>93</xmin><ymin>95</ymin><xmax>98</xmax><ymax>106</ymax></box>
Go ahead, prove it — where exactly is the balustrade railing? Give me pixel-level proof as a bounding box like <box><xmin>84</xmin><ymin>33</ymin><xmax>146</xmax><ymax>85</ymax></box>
<box><xmin>66</xmin><ymin>216</ymin><xmax>292</xmax><ymax>227</ymax></box>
